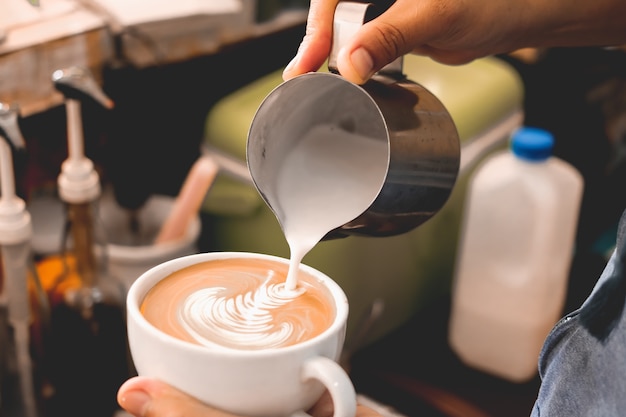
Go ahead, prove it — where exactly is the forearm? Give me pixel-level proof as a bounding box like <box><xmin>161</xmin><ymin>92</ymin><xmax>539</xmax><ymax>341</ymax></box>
<box><xmin>518</xmin><ymin>0</ymin><xmax>626</xmax><ymax>49</ymax></box>
<box><xmin>284</xmin><ymin>0</ymin><xmax>626</xmax><ymax>84</ymax></box>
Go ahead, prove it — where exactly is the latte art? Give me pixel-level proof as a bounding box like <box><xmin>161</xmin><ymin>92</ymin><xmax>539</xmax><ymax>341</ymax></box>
<box><xmin>141</xmin><ymin>259</ymin><xmax>335</xmax><ymax>350</ymax></box>
<box><xmin>179</xmin><ymin>275</ymin><xmax>307</xmax><ymax>349</ymax></box>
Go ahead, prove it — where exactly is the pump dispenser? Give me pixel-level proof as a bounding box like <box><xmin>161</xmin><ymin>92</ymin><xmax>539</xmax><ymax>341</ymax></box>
<box><xmin>39</xmin><ymin>66</ymin><xmax>129</xmax><ymax>417</ymax></box>
<box><xmin>0</xmin><ymin>103</ymin><xmax>49</xmax><ymax>417</ymax></box>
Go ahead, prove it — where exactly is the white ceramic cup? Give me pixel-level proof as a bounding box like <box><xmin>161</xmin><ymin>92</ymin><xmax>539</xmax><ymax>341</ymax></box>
<box><xmin>126</xmin><ymin>252</ymin><xmax>357</xmax><ymax>417</ymax></box>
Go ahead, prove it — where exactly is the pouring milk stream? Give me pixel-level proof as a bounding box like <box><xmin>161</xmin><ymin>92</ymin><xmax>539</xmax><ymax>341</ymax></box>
<box><xmin>274</xmin><ymin>124</ymin><xmax>387</xmax><ymax>290</ymax></box>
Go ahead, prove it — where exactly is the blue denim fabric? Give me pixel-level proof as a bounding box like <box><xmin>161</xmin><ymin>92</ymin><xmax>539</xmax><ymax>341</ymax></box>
<box><xmin>531</xmin><ymin>209</ymin><xmax>626</xmax><ymax>416</ymax></box>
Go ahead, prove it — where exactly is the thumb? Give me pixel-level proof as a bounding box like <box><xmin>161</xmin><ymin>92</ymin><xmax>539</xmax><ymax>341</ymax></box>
<box><xmin>336</xmin><ymin>1</ymin><xmax>432</xmax><ymax>84</ymax></box>
<box><xmin>118</xmin><ymin>377</ymin><xmax>235</xmax><ymax>417</ymax></box>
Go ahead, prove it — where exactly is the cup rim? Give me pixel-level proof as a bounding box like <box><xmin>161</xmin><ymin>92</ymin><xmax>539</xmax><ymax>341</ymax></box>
<box><xmin>107</xmin><ymin>215</ymin><xmax>201</xmax><ymax>261</ymax></box>
<box><xmin>127</xmin><ymin>251</ymin><xmax>349</xmax><ymax>357</ymax></box>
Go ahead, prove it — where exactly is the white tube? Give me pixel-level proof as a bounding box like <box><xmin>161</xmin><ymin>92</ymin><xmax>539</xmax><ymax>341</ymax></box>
<box><xmin>12</xmin><ymin>323</ymin><xmax>37</xmax><ymax>417</ymax></box>
<box><xmin>65</xmin><ymin>99</ymin><xmax>84</xmax><ymax>164</ymax></box>
<box><xmin>2</xmin><ymin>245</ymin><xmax>39</xmax><ymax>417</ymax></box>
<box><xmin>0</xmin><ymin>139</ymin><xmax>15</xmax><ymax>202</ymax></box>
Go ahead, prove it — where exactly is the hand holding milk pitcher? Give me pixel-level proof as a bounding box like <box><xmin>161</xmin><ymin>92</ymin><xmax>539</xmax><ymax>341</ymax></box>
<box><xmin>247</xmin><ymin>1</ymin><xmax>460</xmax><ymax>243</ymax></box>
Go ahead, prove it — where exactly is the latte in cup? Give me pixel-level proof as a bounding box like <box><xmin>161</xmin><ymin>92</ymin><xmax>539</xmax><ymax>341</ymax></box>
<box><xmin>140</xmin><ymin>257</ymin><xmax>336</xmax><ymax>350</ymax></box>
<box><xmin>127</xmin><ymin>252</ymin><xmax>356</xmax><ymax>417</ymax></box>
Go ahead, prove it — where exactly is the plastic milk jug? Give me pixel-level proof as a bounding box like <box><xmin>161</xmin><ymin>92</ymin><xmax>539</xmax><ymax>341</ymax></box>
<box><xmin>448</xmin><ymin>126</ymin><xmax>584</xmax><ymax>382</ymax></box>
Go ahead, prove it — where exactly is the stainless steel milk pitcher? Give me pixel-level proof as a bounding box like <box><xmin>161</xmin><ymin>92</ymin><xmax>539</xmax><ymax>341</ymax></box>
<box><xmin>247</xmin><ymin>1</ymin><xmax>460</xmax><ymax>238</ymax></box>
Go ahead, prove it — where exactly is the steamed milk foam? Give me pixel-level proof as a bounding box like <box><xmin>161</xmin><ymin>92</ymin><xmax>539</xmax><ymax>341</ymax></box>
<box><xmin>273</xmin><ymin>124</ymin><xmax>388</xmax><ymax>290</ymax></box>
<box><xmin>141</xmin><ymin>258</ymin><xmax>335</xmax><ymax>350</ymax></box>
<box><xmin>141</xmin><ymin>124</ymin><xmax>387</xmax><ymax>350</ymax></box>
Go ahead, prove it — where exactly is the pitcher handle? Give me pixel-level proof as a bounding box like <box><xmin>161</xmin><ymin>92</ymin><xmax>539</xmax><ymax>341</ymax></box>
<box><xmin>329</xmin><ymin>1</ymin><xmax>404</xmax><ymax>78</ymax></box>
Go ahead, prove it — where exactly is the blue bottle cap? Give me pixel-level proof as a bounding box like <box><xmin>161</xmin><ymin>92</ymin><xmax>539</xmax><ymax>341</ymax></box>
<box><xmin>511</xmin><ymin>127</ymin><xmax>554</xmax><ymax>162</ymax></box>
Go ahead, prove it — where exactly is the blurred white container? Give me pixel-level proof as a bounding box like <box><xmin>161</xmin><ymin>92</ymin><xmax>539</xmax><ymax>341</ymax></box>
<box><xmin>448</xmin><ymin>126</ymin><xmax>584</xmax><ymax>382</ymax></box>
<box><xmin>99</xmin><ymin>192</ymin><xmax>201</xmax><ymax>292</ymax></box>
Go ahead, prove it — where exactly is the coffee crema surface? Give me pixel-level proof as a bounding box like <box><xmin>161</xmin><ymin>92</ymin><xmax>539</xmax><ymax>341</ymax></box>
<box><xmin>140</xmin><ymin>258</ymin><xmax>336</xmax><ymax>350</ymax></box>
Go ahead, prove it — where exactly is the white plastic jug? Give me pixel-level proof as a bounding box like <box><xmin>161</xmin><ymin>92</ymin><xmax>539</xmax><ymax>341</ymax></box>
<box><xmin>448</xmin><ymin>126</ymin><xmax>584</xmax><ymax>382</ymax></box>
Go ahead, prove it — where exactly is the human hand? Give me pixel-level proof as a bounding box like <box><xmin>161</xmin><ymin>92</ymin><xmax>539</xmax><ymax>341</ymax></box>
<box><xmin>282</xmin><ymin>0</ymin><xmax>526</xmax><ymax>84</ymax></box>
<box><xmin>282</xmin><ymin>0</ymin><xmax>626</xmax><ymax>84</ymax></box>
<box><xmin>118</xmin><ymin>376</ymin><xmax>383</xmax><ymax>417</ymax></box>
<box><xmin>117</xmin><ymin>377</ymin><xmax>234</xmax><ymax>417</ymax></box>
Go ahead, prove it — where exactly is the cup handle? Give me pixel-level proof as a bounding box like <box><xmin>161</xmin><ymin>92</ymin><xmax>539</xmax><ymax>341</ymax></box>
<box><xmin>299</xmin><ymin>356</ymin><xmax>357</xmax><ymax>417</ymax></box>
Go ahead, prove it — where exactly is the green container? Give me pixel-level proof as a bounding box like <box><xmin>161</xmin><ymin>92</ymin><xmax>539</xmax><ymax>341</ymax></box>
<box><xmin>202</xmin><ymin>55</ymin><xmax>524</xmax><ymax>350</ymax></box>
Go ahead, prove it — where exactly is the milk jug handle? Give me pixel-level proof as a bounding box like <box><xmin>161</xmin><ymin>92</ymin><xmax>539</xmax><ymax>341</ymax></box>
<box><xmin>329</xmin><ymin>1</ymin><xmax>404</xmax><ymax>78</ymax></box>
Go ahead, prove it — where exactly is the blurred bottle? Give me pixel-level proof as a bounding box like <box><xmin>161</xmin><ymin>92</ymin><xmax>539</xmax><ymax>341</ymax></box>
<box><xmin>0</xmin><ymin>103</ymin><xmax>51</xmax><ymax>417</ymax></box>
<box><xmin>38</xmin><ymin>200</ymin><xmax>129</xmax><ymax>417</ymax></box>
<box><xmin>35</xmin><ymin>67</ymin><xmax>130</xmax><ymax>417</ymax></box>
<box><xmin>448</xmin><ymin>126</ymin><xmax>584</xmax><ymax>382</ymax></box>
<box><xmin>0</xmin><ymin>259</ymin><xmax>51</xmax><ymax>417</ymax></box>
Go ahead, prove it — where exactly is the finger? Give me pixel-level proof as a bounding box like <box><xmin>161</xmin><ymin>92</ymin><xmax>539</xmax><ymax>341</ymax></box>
<box><xmin>336</xmin><ymin>0</ymin><xmax>461</xmax><ymax>83</ymax></box>
<box><xmin>354</xmin><ymin>404</ymin><xmax>390</xmax><ymax>417</ymax></box>
<box><xmin>117</xmin><ymin>377</ymin><xmax>235</xmax><ymax>417</ymax></box>
<box><xmin>307</xmin><ymin>391</ymin><xmax>334</xmax><ymax>417</ymax></box>
<box><xmin>307</xmin><ymin>391</ymin><xmax>389</xmax><ymax>417</ymax></box>
<box><xmin>283</xmin><ymin>0</ymin><xmax>340</xmax><ymax>80</ymax></box>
